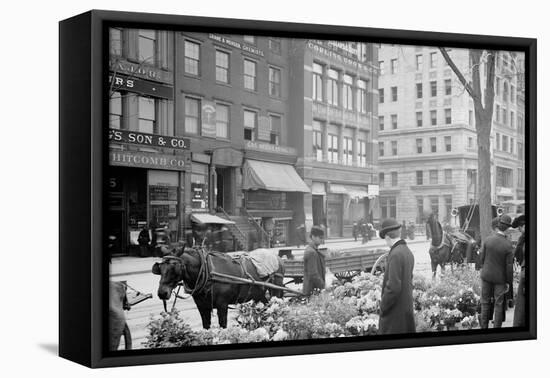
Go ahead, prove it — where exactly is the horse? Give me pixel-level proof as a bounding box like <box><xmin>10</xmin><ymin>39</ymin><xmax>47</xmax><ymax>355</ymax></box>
<box><xmin>152</xmin><ymin>247</ymin><xmax>285</xmax><ymax>329</ymax></box>
<box><xmin>109</xmin><ymin>281</ymin><xmax>132</xmax><ymax>350</ymax></box>
<box><xmin>426</xmin><ymin>214</ymin><xmax>460</xmax><ymax>278</ymax></box>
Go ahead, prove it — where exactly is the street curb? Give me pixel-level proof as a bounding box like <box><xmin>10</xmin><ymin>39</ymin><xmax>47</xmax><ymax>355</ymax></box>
<box><xmin>110</xmin><ymin>238</ymin><xmax>430</xmax><ymax>277</ymax></box>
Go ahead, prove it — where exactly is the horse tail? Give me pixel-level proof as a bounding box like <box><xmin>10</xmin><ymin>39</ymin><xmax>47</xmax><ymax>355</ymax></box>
<box><xmin>122</xmin><ymin>323</ymin><xmax>132</xmax><ymax>350</ymax></box>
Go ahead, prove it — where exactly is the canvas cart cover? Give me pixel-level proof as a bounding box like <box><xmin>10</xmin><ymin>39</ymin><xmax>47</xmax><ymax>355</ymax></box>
<box><xmin>190</xmin><ymin>213</ymin><xmax>235</xmax><ymax>224</ymax></box>
<box><xmin>242</xmin><ymin>159</ymin><xmax>310</xmax><ymax>192</ymax></box>
<box><xmin>248</xmin><ymin>248</ymin><xmax>280</xmax><ymax>277</ymax></box>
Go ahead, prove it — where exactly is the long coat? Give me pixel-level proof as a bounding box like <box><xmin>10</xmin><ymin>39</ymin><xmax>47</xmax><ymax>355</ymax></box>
<box><xmin>379</xmin><ymin>239</ymin><xmax>416</xmax><ymax>334</ymax></box>
<box><xmin>479</xmin><ymin>233</ymin><xmax>514</xmax><ymax>285</ymax></box>
<box><xmin>303</xmin><ymin>243</ymin><xmax>326</xmax><ymax>295</ymax></box>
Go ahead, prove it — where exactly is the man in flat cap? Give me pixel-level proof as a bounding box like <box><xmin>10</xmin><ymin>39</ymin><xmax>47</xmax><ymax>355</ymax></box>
<box><xmin>303</xmin><ymin>225</ymin><xmax>326</xmax><ymax>296</ymax></box>
<box><xmin>478</xmin><ymin>215</ymin><xmax>514</xmax><ymax>328</ymax></box>
<box><xmin>512</xmin><ymin>214</ymin><xmax>526</xmax><ymax>327</ymax></box>
<box><xmin>378</xmin><ymin>218</ymin><xmax>416</xmax><ymax>334</ymax></box>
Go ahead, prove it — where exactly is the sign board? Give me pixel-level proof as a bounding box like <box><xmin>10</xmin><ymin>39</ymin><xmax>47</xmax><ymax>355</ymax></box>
<box><xmin>109</xmin><ymin>74</ymin><xmax>173</xmax><ymax>99</ymax></box>
<box><xmin>109</xmin><ymin>128</ymin><xmax>189</xmax><ymax>150</ymax></box>
<box><xmin>109</xmin><ymin>150</ymin><xmax>187</xmax><ymax>171</ymax></box>
<box><xmin>244</xmin><ymin>140</ymin><xmax>296</xmax><ymax>155</ymax></box>
<box><xmin>109</xmin><ymin>58</ymin><xmax>173</xmax><ymax>83</ymax></box>
<box><xmin>208</xmin><ymin>34</ymin><xmax>265</xmax><ymax>57</ymax></box>
<box><xmin>201</xmin><ymin>101</ymin><xmax>217</xmax><ymax>138</ymax></box>
<box><xmin>367</xmin><ymin>184</ymin><xmax>380</xmax><ymax>197</ymax></box>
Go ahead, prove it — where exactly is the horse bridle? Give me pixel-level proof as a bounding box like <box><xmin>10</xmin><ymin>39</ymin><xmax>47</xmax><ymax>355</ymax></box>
<box><xmin>160</xmin><ymin>250</ymin><xmax>210</xmax><ymax>311</ymax></box>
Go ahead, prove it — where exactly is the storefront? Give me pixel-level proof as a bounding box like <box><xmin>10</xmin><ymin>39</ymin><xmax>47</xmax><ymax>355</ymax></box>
<box><xmin>108</xmin><ymin>149</ymin><xmax>187</xmax><ymax>256</ymax></box>
<box><xmin>326</xmin><ymin>183</ymin><xmax>371</xmax><ymax>238</ymax></box>
<box><xmin>242</xmin><ymin>159</ymin><xmax>310</xmax><ymax>246</ymax></box>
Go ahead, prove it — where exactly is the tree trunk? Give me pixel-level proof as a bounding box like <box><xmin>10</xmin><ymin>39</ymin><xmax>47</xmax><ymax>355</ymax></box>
<box><xmin>476</xmin><ymin>110</ymin><xmax>493</xmax><ymax>240</ymax></box>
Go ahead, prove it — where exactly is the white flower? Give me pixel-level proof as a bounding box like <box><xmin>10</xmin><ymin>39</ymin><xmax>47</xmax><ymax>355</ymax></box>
<box><xmin>272</xmin><ymin>329</ymin><xmax>289</xmax><ymax>341</ymax></box>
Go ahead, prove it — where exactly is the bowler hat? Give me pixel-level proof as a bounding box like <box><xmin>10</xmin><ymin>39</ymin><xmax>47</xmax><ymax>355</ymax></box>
<box><xmin>310</xmin><ymin>225</ymin><xmax>325</xmax><ymax>237</ymax></box>
<box><xmin>511</xmin><ymin>214</ymin><xmax>526</xmax><ymax>228</ymax></box>
<box><xmin>498</xmin><ymin>215</ymin><xmax>513</xmax><ymax>228</ymax></box>
<box><xmin>379</xmin><ymin>218</ymin><xmax>402</xmax><ymax>239</ymax></box>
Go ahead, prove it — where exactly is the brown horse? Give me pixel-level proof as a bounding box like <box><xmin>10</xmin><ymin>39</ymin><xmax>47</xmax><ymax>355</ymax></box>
<box><xmin>426</xmin><ymin>214</ymin><xmax>454</xmax><ymax>278</ymax></box>
<box><xmin>152</xmin><ymin>248</ymin><xmax>285</xmax><ymax>329</ymax></box>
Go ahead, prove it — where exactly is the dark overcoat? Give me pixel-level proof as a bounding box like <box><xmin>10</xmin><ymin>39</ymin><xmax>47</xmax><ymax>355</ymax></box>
<box><xmin>479</xmin><ymin>233</ymin><xmax>514</xmax><ymax>285</ymax></box>
<box><xmin>378</xmin><ymin>239</ymin><xmax>416</xmax><ymax>334</ymax></box>
<box><xmin>303</xmin><ymin>242</ymin><xmax>326</xmax><ymax>295</ymax></box>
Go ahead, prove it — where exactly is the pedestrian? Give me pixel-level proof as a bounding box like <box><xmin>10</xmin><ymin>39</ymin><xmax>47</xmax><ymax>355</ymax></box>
<box><xmin>137</xmin><ymin>224</ymin><xmax>150</xmax><ymax>258</ymax></box>
<box><xmin>378</xmin><ymin>218</ymin><xmax>416</xmax><ymax>334</ymax></box>
<box><xmin>302</xmin><ymin>225</ymin><xmax>326</xmax><ymax>296</ymax></box>
<box><xmin>360</xmin><ymin>219</ymin><xmax>368</xmax><ymax>244</ymax></box>
<box><xmin>352</xmin><ymin>221</ymin><xmax>359</xmax><ymax>242</ymax></box>
<box><xmin>401</xmin><ymin>220</ymin><xmax>407</xmax><ymax>240</ymax></box>
<box><xmin>512</xmin><ymin>214</ymin><xmax>526</xmax><ymax>327</ymax></box>
<box><xmin>478</xmin><ymin>215</ymin><xmax>514</xmax><ymax>329</ymax></box>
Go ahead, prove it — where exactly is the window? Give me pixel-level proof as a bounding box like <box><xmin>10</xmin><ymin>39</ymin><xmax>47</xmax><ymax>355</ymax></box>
<box><xmin>445</xmin><ymin>136</ymin><xmax>452</xmax><ymax>151</ymax></box>
<box><xmin>502</xmin><ymin>135</ymin><xmax>509</xmax><ymax>152</ymax></box>
<box><xmin>391</xmin><ymin>86</ymin><xmax>398</xmax><ymax>102</ymax></box>
<box><xmin>416</xmin><ymin>83</ymin><xmax>423</xmax><ymax>99</ymax></box>
<box><xmin>469</xmin><ymin>110</ymin><xmax>473</xmax><ymax>126</ymax></box>
<box><xmin>430</xmin><ymin>110</ymin><xmax>437</xmax><ymax>126</ymax></box>
<box><xmin>496</xmin><ymin>166</ymin><xmax>513</xmax><ymax>187</ymax></box>
<box><xmin>244</xmin><ymin>59</ymin><xmax>257</xmax><ymax>91</ymax></box>
<box><xmin>467</xmin><ymin>169</ymin><xmax>477</xmax><ymax>194</ymax></box>
<box><xmin>184</xmin><ymin>97</ymin><xmax>199</xmax><ymax>134</ymax></box>
<box><xmin>109</xmin><ymin>92</ymin><xmax>122</xmax><ymax>129</ymax></box>
<box><xmin>328</xmin><ymin>134</ymin><xmax>339</xmax><ymax>163</ymax></box>
<box><xmin>496</xmin><ymin>77</ymin><xmax>501</xmax><ymax>96</ymax></box>
<box><xmin>511</xmin><ymin>86</ymin><xmax>516</xmax><ymax>103</ymax></box>
<box><xmin>510</xmin><ymin>137</ymin><xmax>514</xmax><ymax>154</ymax></box>
<box><xmin>503</xmin><ymin>81</ymin><xmax>509</xmax><ymax>102</ymax></box>
<box><xmin>184</xmin><ymin>40</ymin><xmax>200</xmax><ymax>75</ymax></box>
<box><xmin>518</xmin><ymin>168</ymin><xmax>525</xmax><ymax>187</ymax></box>
<box><xmin>430</xmin><ymin>137</ymin><xmax>437</xmax><ymax>152</ymax></box>
<box><xmin>416</xmin><ymin>112</ymin><xmax>423</xmax><ymax>127</ymax></box>
<box><xmin>343</xmin><ymin>136</ymin><xmax>353</xmax><ymax>165</ymax></box>
<box><xmin>416</xmin><ymin>54</ymin><xmax>423</xmax><ymax>71</ymax></box>
<box><xmin>243</xmin><ymin>35</ymin><xmax>255</xmax><ymax>44</ymax></box>
<box><xmin>429</xmin><ymin>170</ymin><xmax>438</xmax><ymax>184</ymax></box>
<box><xmin>379</xmin><ymin>172</ymin><xmax>385</xmax><ymax>187</ymax></box>
<box><xmin>379</xmin><ymin>116</ymin><xmax>384</xmax><ymax>131</ymax></box>
<box><xmin>313</xmin><ymin>63</ymin><xmax>323</xmax><ymax>101</ymax></box>
<box><xmin>357</xmin><ymin>79</ymin><xmax>367</xmax><ymax>113</ymax></box>
<box><xmin>343</xmin><ymin>74</ymin><xmax>354</xmax><ymax>110</ymax></box>
<box><xmin>379</xmin><ymin>88</ymin><xmax>384</xmax><ymax>104</ymax></box>
<box><xmin>380</xmin><ymin>197</ymin><xmax>397</xmax><ymax>219</ymax></box>
<box><xmin>379</xmin><ymin>61</ymin><xmax>385</xmax><ymax>75</ymax></box>
<box><xmin>391</xmin><ymin>58</ymin><xmax>398</xmax><ymax>74</ymax></box>
<box><xmin>444</xmin><ymin>196</ymin><xmax>453</xmax><ymax>222</ymax></box>
<box><xmin>358</xmin><ymin>140</ymin><xmax>367</xmax><ymax>167</ymax></box>
<box><xmin>138</xmin><ymin>30</ymin><xmax>156</xmax><ymax>63</ymax></box>
<box><xmin>269</xmin><ymin>38</ymin><xmax>281</xmax><ymax>54</ymax></box>
<box><xmin>327</xmin><ymin>69</ymin><xmax>339</xmax><ymax>106</ymax></box>
<box><xmin>312</xmin><ymin>120</ymin><xmax>324</xmax><ymax>161</ymax></box>
<box><xmin>215</xmin><ymin>50</ymin><xmax>229</xmax><ymax>83</ymax></box>
<box><xmin>110</xmin><ymin>28</ymin><xmax>122</xmax><ymax>56</ymax></box>
<box><xmin>215</xmin><ymin>103</ymin><xmax>229</xmax><ymax>139</ymax></box>
<box><xmin>416</xmin><ymin>171</ymin><xmax>423</xmax><ymax>185</ymax></box>
<box><xmin>510</xmin><ymin>111</ymin><xmax>515</xmax><ymax>128</ymax></box>
<box><xmin>137</xmin><ymin>96</ymin><xmax>155</xmax><ymax>134</ymax></box>
<box><xmin>417</xmin><ymin>198</ymin><xmax>425</xmax><ymax>223</ymax></box>
<box><xmin>430</xmin><ymin>81</ymin><xmax>437</xmax><ymax>97</ymax></box>
<box><xmin>518</xmin><ymin>114</ymin><xmax>524</xmax><ymax>133</ymax></box>
<box><xmin>416</xmin><ymin>138</ymin><xmax>423</xmax><ymax>153</ymax></box>
<box><xmin>502</xmin><ymin>108</ymin><xmax>508</xmax><ymax>125</ymax></box>
<box><xmin>244</xmin><ymin>109</ymin><xmax>257</xmax><ymax>141</ymax></box>
<box><xmin>391</xmin><ymin>114</ymin><xmax>398</xmax><ymax>129</ymax></box>
<box><xmin>496</xmin><ymin>104</ymin><xmax>501</xmax><ymax>122</ymax></box>
<box><xmin>444</xmin><ymin>79</ymin><xmax>452</xmax><ymax>95</ymax></box>
<box><xmin>430</xmin><ymin>52</ymin><xmax>437</xmax><ymax>68</ymax></box>
<box><xmin>269</xmin><ymin>67</ymin><xmax>281</xmax><ymax>97</ymax></box>
<box><xmin>518</xmin><ymin>142</ymin><xmax>524</xmax><ymax>160</ymax></box>
<box><xmin>379</xmin><ymin>141</ymin><xmax>384</xmax><ymax>157</ymax></box>
<box><xmin>269</xmin><ymin>115</ymin><xmax>281</xmax><ymax>145</ymax></box>
<box><xmin>391</xmin><ymin>140</ymin><xmax>397</xmax><ymax>155</ymax></box>
<box><xmin>496</xmin><ymin>133</ymin><xmax>501</xmax><ymax>150</ymax></box>
<box><xmin>444</xmin><ymin>169</ymin><xmax>452</xmax><ymax>185</ymax></box>
<box><xmin>391</xmin><ymin>172</ymin><xmax>398</xmax><ymax>186</ymax></box>
<box><xmin>468</xmin><ymin>137</ymin><xmax>473</xmax><ymax>149</ymax></box>
<box><xmin>445</xmin><ymin>108</ymin><xmax>452</xmax><ymax>124</ymax></box>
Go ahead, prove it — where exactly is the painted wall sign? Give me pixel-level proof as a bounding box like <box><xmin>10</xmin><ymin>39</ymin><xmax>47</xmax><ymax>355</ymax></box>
<box><xmin>109</xmin><ymin>150</ymin><xmax>187</xmax><ymax>171</ymax></box>
<box><xmin>307</xmin><ymin>41</ymin><xmax>378</xmax><ymax>75</ymax></box>
<box><xmin>109</xmin><ymin>74</ymin><xmax>173</xmax><ymax>99</ymax></box>
<box><xmin>201</xmin><ymin>101</ymin><xmax>217</xmax><ymax>138</ymax></box>
<box><xmin>245</xmin><ymin>140</ymin><xmax>297</xmax><ymax>155</ymax></box>
<box><xmin>109</xmin><ymin>58</ymin><xmax>173</xmax><ymax>83</ymax></box>
<box><xmin>208</xmin><ymin>34</ymin><xmax>265</xmax><ymax>57</ymax></box>
<box><xmin>109</xmin><ymin>128</ymin><xmax>189</xmax><ymax>150</ymax></box>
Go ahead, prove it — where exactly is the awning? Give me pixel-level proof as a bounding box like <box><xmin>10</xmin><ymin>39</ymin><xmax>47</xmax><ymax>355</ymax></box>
<box><xmin>242</xmin><ymin>160</ymin><xmax>310</xmax><ymax>193</ymax></box>
<box><xmin>329</xmin><ymin>184</ymin><xmax>368</xmax><ymax>199</ymax></box>
<box><xmin>190</xmin><ymin>213</ymin><xmax>235</xmax><ymax>225</ymax></box>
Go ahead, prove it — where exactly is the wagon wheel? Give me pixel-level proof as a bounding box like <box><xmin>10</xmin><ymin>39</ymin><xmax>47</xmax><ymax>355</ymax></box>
<box><xmin>334</xmin><ymin>271</ymin><xmax>359</xmax><ymax>282</ymax></box>
<box><xmin>371</xmin><ymin>252</ymin><xmax>389</xmax><ymax>275</ymax></box>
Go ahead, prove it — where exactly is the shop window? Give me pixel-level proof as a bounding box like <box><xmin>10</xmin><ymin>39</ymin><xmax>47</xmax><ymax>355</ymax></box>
<box><xmin>191</xmin><ymin>170</ymin><xmax>209</xmax><ymax>211</ymax></box>
<box><xmin>148</xmin><ymin>170</ymin><xmax>179</xmax><ymax>242</ymax></box>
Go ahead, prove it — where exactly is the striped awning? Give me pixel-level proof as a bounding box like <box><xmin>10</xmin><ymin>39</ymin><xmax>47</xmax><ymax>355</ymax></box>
<box><xmin>242</xmin><ymin>160</ymin><xmax>310</xmax><ymax>193</ymax></box>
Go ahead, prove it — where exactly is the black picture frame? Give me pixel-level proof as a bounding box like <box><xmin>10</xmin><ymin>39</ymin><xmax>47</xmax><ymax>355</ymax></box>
<box><xmin>59</xmin><ymin>9</ymin><xmax>537</xmax><ymax>368</ymax></box>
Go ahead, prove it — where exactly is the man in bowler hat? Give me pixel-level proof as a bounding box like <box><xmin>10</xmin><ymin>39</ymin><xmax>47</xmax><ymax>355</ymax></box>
<box><xmin>378</xmin><ymin>218</ymin><xmax>416</xmax><ymax>334</ymax></box>
<box><xmin>303</xmin><ymin>226</ymin><xmax>326</xmax><ymax>296</ymax></box>
<box><xmin>478</xmin><ymin>215</ymin><xmax>514</xmax><ymax>328</ymax></box>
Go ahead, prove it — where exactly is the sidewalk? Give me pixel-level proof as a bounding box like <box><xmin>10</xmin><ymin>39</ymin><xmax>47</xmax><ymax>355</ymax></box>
<box><xmin>110</xmin><ymin>235</ymin><xmax>429</xmax><ymax>277</ymax></box>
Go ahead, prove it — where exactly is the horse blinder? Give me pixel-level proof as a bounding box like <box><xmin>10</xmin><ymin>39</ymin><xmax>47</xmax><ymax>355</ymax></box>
<box><xmin>152</xmin><ymin>262</ymin><xmax>161</xmax><ymax>275</ymax></box>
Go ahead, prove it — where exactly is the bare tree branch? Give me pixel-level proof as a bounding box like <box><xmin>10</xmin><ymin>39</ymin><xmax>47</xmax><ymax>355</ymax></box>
<box><xmin>439</xmin><ymin>47</ymin><xmax>479</xmax><ymax>103</ymax></box>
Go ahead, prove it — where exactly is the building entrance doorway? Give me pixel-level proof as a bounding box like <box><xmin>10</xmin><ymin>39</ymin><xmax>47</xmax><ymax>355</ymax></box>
<box><xmin>216</xmin><ymin>167</ymin><xmax>234</xmax><ymax>214</ymax></box>
<box><xmin>312</xmin><ymin>195</ymin><xmax>325</xmax><ymax>227</ymax></box>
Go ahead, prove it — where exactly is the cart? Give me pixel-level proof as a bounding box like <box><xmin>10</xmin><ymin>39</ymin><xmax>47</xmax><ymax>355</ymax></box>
<box><xmin>280</xmin><ymin>247</ymin><xmax>388</xmax><ymax>284</ymax></box>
